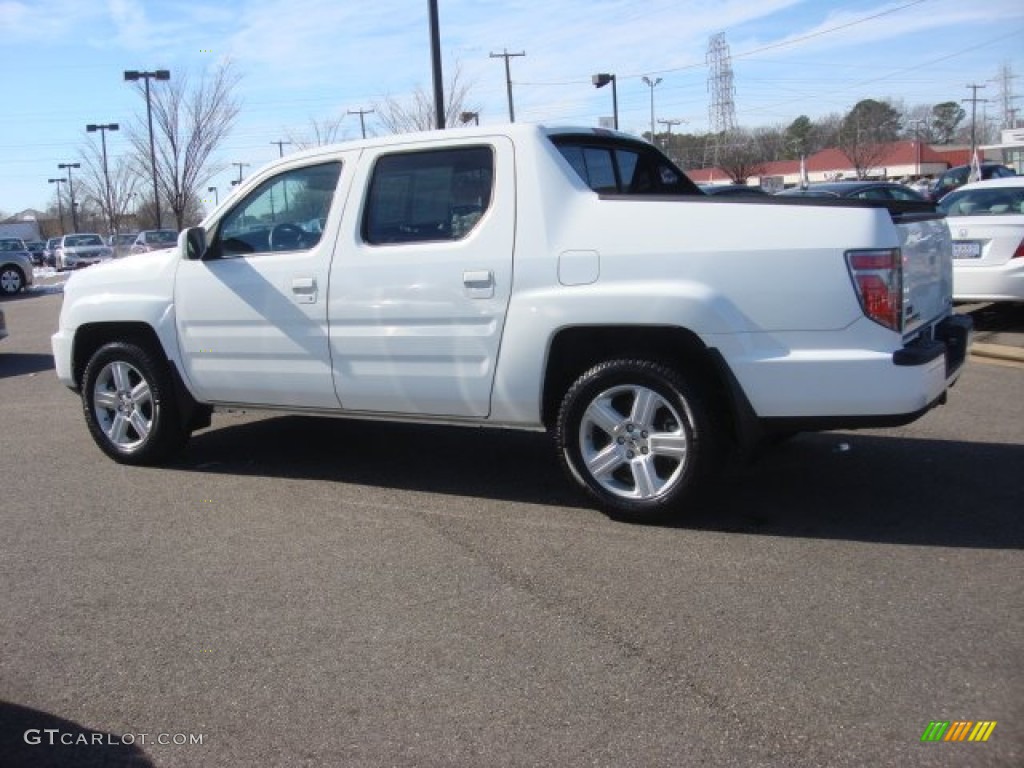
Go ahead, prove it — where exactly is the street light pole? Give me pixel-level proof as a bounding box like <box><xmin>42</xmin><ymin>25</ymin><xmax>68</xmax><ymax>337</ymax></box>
<box><xmin>48</xmin><ymin>178</ymin><xmax>67</xmax><ymax>234</ymax></box>
<box><xmin>208</xmin><ymin>186</ymin><xmax>218</xmax><ymax>206</ymax></box>
<box><xmin>58</xmin><ymin>162</ymin><xmax>81</xmax><ymax>232</ymax></box>
<box><xmin>592</xmin><ymin>73</ymin><xmax>618</xmax><ymax>130</ymax></box>
<box><xmin>87</xmin><ymin>123</ymin><xmax>119</xmax><ymax>234</ymax></box>
<box><xmin>428</xmin><ymin>0</ymin><xmax>445</xmax><ymax>130</ymax></box>
<box><xmin>641</xmin><ymin>76</ymin><xmax>662</xmax><ymax>143</ymax></box>
<box><xmin>124</xmin><ymin>69</ymin><xmax>170</xmax><ymax>229</ymax></box>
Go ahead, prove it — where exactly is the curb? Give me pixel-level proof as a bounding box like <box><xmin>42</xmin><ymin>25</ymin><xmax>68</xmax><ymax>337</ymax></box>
<box><xmin>970</xmin><ymin>342</ymin><xmax>1024</xmax><ymax>364</ymax></box>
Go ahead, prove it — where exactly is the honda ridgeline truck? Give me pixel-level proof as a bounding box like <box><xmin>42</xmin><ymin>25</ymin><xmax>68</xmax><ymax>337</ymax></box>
<box><xmin>52</xmin><ymin>125</ymin><xmax>971</xmax><ymax>522</ymax></box>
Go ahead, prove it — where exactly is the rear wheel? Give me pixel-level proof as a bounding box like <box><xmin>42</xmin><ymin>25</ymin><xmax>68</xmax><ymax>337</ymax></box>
<box><xmin>556</xmin><ymin>359</ymin><xmax>715</xmax><ymax>523</ymax></box>
<box><xmin>81</xmin><ymin>341</ymin><xmax>188</xmax><ymax>464</ymax></box>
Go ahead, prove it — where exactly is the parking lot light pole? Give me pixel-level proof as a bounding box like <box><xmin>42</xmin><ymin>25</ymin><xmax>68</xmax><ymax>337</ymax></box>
<box><xmin>48</xmin><ymin>178</ymin><xmax>67</xmax><ymax>234</ymax></box>
<box><xmin>87</xmin><ymin>123</ymin><xmax>119</xmax><ymax>234</ymax></box>
<box><xmin>592</xmin><ymin>73</ymin><xmax>618</xmax><ymax>130</ymax></box>
<box><xmin>58</xmin><ymin>162</ymin><xmax>81</xmax><ymax>232</ymax></box>
<box><xmin>641</xmin><ymin>76</ymin><xmax>662</xmax><ymax>143</ymax></box>
<box><xmin>124</xmin><ymin>69</ymin><xmax>170</xmax><ymax>229</ymax></box>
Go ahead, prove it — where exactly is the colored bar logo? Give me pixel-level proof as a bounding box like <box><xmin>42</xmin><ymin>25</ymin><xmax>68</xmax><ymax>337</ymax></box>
<box><xmin>921</xmin><ymin>721</ymin><xmax>997</xmax><ymax>742</ymax></box>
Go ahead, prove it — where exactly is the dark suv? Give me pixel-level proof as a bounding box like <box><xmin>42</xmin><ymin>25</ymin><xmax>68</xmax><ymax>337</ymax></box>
<box><xmin>929</xmin><ymin>163</ymin><xmax>1016</xmax><ymax>201</ymax></box>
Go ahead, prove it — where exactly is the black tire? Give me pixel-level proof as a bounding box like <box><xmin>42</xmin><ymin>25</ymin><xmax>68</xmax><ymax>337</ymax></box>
<box><xmin>0</xmin><ymin>264</ymin><xmax>25</xmax><ymax>295</ymax></box>
<box><xmin>556</xmin><ymin>359</ymin><xmax>715</xmax><ymax>523</ymax></box>
<box><xmin>81</xmin><ymin>341</ymin><xmax>188</xmax><ymax>465</ymax></box>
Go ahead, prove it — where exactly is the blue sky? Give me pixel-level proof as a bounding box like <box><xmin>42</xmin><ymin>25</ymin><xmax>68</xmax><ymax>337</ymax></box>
<box><xmin>0</xmin><ymin>0</ymin><xmax>1021</xmax><ymax>218</ymax></box>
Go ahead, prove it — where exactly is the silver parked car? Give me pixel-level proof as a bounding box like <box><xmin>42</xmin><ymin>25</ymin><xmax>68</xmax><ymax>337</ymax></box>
<box><xmin>54</xmin><ymin>233</ymin><xmax>114</xmax><ymax>271</ymax></box>
<box><xmin>130</xmin><ymin>229</ymin><xmax>178</xmax><ymax>254</ymax></box>
<box><xmin>0</xmin><ymin>238</ymin><xmax>35</xmax><ymax>295</ymax></box>
<box><xmin>109</xmin><ymin>232</ymin><xmax>139</xmax><ymax>258</ymax></box>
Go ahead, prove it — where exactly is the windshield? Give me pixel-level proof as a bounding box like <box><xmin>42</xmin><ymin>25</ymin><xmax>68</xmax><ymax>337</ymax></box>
<box><xmin>938</xmin><ymin>186</ymin><xmax>1024</xmax><ymax>216</ymax></box>
<box><xmin>146</xmin><ymin>230</ymin><xmax>178</xmax><ymax>244</ymax></box>
<box><xmin>66</xmin><ymin>235</ymin><xmax>104</xmax><ymax>247</ymax></box>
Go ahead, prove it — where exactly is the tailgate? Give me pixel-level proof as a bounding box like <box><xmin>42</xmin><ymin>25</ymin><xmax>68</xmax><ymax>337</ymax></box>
<box><xmin>891</xmin><ymin>205</ymin><xmax>954</xmax><ymax>334</ymax></box>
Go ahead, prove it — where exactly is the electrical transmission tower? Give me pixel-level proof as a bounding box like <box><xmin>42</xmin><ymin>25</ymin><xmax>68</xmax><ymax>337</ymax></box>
<box><xmin>995</xmin><ymin>62</ymin><xmax>1018</xmax><ymax>130</ymax></box>
<box><xmin>706</xmin><ymin>32</ymin><xmax>737</xmax><ymax>165</ymax></box>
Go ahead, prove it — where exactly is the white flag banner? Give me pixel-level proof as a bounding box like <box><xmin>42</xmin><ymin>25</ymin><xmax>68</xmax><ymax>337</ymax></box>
<box><xmin>969</xmin><ymin>150</ymin><xmax>982</xmax><ymax>183</ymax></box>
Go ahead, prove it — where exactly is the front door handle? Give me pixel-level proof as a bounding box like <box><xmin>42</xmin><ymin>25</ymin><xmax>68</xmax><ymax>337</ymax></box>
<box><xmin>463</xmin><ymin>270</ymin><xmax>494</xmax><ymax>299</ymax></box>
<box><xmin>292</xmin><ymin>276</ymin><xmax>317</xmax><ymax>304</ymax></box>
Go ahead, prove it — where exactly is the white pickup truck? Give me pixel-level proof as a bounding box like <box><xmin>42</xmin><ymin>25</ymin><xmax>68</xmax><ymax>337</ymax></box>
<box><xmin>52</xmin><ymin>125</ymin><xmax>971</xmax><ymax>522</ymax></box>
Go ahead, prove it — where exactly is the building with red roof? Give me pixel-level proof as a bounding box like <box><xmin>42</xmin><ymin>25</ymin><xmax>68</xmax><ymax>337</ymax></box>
<box><xmin>690</xmin><ymin>140</ymin><xmax>988</xmax><ymax>188</ymax></box>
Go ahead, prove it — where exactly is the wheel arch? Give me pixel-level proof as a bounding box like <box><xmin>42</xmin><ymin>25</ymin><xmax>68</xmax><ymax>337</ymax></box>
<box><xmin>71</xmin><ymin>322</ymin><xmax>211</xmax><ymax>433</ymax></box>
<box><xmin>541</xmin><ymin>325</ymin><xmax>747</xmax><ymax>446</ymax></box>
<box><xmin>71</xmin><ymin>322</ymin><xmax>165</xmax><ymax>390</ymax></box>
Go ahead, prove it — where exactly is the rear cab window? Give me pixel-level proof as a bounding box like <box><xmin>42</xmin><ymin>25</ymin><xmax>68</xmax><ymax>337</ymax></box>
<box><xmin>549</xmin><ymin>133</ymin><xmax>701</xmax><ymax>196</ymax></box>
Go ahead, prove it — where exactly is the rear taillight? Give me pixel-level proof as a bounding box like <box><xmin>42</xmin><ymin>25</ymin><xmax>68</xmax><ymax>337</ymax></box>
<box><xmin>1013</xmin><ymin>238</ymin><xmax>1024</xmax><ymax>259</ymax></box>
<box><xmin>846</xmin><ymin>248</ymin><xmax>903</xmax><ymax>332</ymax></box>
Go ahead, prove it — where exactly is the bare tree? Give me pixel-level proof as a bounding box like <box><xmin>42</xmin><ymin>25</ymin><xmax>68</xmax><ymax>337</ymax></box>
<box><xmin>128</xmin><ymin>62</ymin><xmax>241</xmax><ymax>230</ymax></box>
<box><xmin>373</xmin><ymin>63</ymin><xmax>478</xmax><ymax>134</ymax></box>
<box><xmin>77</xmin><ymin>136</ymin><xmax>143</xmax><ymax>234</ymax></box>
<box><xmin>750</xmin><ymin>125</ymin><xmax>789</xmax><ymax>163</ymax></box>
<box><xmin>714</xmin><ymin>128</ymin><xmax>767</xmax><ymax>184</ymax></box>
<box><xmin>288</xmin><ymin>115</ymin><xmax>347</xmax><ymax>150</ymax></box>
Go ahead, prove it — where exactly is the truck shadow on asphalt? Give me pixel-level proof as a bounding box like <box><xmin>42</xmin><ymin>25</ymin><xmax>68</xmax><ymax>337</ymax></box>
<box><xmin>177</xmin><ymin>415</ymin><xmax>1024</xmax><ymax>550</ymax></box>
<box><xmin>0</xmin><ymin>700</ymin><xmax>155</xmax><ymax>767</ymax></box>
<box><xmin>0</xmin><ymin>352</ymin><xmax>55</xmax><ymax>379</ymax></box>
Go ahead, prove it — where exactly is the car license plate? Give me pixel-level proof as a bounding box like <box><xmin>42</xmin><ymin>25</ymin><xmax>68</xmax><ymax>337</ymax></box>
<box><xmin>952</xmin><ymin>240</ymin><xmax>982</xmax><ymax>259</ymax></box>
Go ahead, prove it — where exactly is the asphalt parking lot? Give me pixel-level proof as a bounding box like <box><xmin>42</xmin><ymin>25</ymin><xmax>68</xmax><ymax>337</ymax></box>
<box><xmin>1</xmin><ymin>285</ymin><xmax>1021</xmax><ymax>767</ymax></box>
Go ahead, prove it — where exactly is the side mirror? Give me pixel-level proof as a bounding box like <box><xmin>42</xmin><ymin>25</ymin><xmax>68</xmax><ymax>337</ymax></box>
<box><xmin>181</xmin><ymin>227</ymin><xmax>207</xmax><ymax>261</ymax></box>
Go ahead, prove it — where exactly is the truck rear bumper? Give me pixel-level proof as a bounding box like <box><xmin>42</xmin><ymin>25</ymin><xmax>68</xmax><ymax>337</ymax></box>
<box><xmin>717</xmin><ymin>314</ymin><xmax>973</xmax><ymax>435</ymax></box>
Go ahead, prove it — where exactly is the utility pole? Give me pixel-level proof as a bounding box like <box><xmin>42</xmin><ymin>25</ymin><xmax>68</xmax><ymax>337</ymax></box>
<box><xmin>908</xmin><ymin>118</ymin><xmax>928</xmax><ymax>178</ymax></box>
<box><xmin>347</xmin><ymin>109</ymin><xmax>374</xmax><ymax>139</ymax></box>
<box><xmin>490</xmin><ymin>48</ymin><xmax>525</xmax><ymax>122</ymax></box>
<box><xmin>963</xmin><ymin>83</ymin><xmax>989</xmax><ymax>171</ymax></box>
<box><xmin>232</xmin><ymin>162</ymin><xmax>250</xmax><ymax>186</ymax></box>
<box><xmin>657</xmin><ymin>119</ymin><xmax>682</xmax><ymax>157</ymax></box>
<box><xmin>270</xmin><ymin>140</ymin><xmax>292</xmax><ymax>157</ymax></box>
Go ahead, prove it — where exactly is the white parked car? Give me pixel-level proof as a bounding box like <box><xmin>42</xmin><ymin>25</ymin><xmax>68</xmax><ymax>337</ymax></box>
<box><xmin>938</xmin><ymin>177</ymin><xmax>1024</xmax><ymax>302</ymax></box>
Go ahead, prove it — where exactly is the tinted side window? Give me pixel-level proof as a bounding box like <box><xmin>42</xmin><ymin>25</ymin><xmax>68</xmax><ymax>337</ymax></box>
<box><xmin>363</xmin><ymin>147</ymin><xmax>494</xmax><ymax>245</ymax></box>
<box><xmin>214</xmin><ymin>162</ymin><xmax>342</xmax><ymax>258</ymax></box>
<box><xmin>552</xmin><ymin>137</ymin><xmax>699</xmax><ymax>195</ymax></box>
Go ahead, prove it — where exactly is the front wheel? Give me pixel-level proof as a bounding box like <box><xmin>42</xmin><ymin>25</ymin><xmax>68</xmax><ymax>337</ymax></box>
<box><xmin>0</xmin><ymin>265</ymin><xmax>25</xmax><ymax>295</ymax></box>
<box><xmin>556</xmin><ymin>360</ymin><xmax>715</xmax><ymax>523</ymax></box>
<box><xmin>81</xmin><ymin>341</ymin><xmax>188</xmax><ymax>465</ymax></box>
